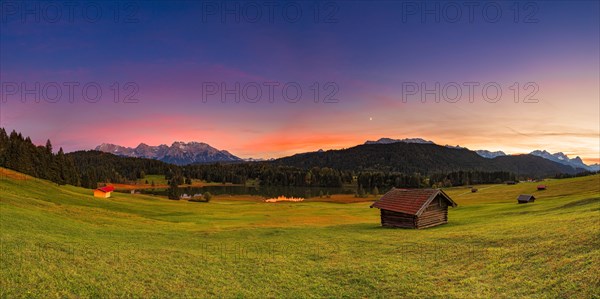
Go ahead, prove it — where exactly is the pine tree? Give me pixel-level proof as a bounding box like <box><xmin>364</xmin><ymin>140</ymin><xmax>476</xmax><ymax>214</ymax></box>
<box><xmin>357</xmin><ymin>184</ymin><xmax>366</xmax><ymax>198</ymax></box>
<box><xmin>372</xmin><ymin>186</ymin><xmax>379</xmax><ymax>197</ymax></box>
<box><xmin>45</xmin><ymin>139</ymin><xmax>53</xmax><ymax>154</ymax></box>
<box><xmin>55</xmin><ymin>147</ymin><xmax>66</xmax><ymax>185</ymax></box>
<box><xmin>0</xmin><ymin>128</ymin><xmax>7</xmax><ymax>165</ymax></box>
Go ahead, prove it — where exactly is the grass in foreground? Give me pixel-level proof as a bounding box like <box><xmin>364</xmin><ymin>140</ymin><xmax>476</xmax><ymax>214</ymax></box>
<box><xmin>1</xmin><ymin>168</ymin><xmax>598</xmax><ymax>298</ymax></box>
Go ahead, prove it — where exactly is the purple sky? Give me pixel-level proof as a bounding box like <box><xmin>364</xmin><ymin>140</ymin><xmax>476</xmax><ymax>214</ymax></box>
<box><xmin>1</xmin><ymin>1</ymin><xmax>599</xmax><ymax>163</ymax></box>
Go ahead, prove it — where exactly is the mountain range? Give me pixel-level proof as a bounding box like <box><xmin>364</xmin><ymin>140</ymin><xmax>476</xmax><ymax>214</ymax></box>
<box><xmin>365</xmin><ymin>138</ymin><xmax>598</xmax><ymax>172</ymax></box>
<box><xmin>95</xmin><ymin>142</ymin><xmax>241</xmax><ymax>166</ymax></box>
<box><xmin>529</xmin><ymin>150</ymin><xmax>599</xmax><ymax>172</ymax></box>
<box><xmin>95</xmin><ymin>138</ymin><xmax>598</xmax><ymax>173</ymax></box>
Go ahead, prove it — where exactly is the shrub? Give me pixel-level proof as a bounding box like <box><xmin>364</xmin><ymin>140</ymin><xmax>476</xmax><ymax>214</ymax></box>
<box><xmin>203</xmin><ymin>192</ymin><xmax>213</xmax><ymax>202</ymax></box>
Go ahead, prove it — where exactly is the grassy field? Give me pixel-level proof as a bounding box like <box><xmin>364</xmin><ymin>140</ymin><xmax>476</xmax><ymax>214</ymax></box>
<box><xmin>0</xmin><ymin>167</ymin><xmax>598</xmax><ymax>298</ymax></box>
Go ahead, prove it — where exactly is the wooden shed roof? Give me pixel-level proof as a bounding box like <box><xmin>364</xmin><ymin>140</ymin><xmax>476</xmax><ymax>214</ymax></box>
<box><xmin>97</xmin><ymin>186</ymin><xmax>115</xmax><ymax>193</ymax></box>
<box><xmin>517</xmin><ymin>194</ymin><xmax>535</xmax><ymax>202</ymax></box>
<box><xmin>370</xmin><ymin>189</ymin><xmax>457</xmax><ymax>216</ymax></box>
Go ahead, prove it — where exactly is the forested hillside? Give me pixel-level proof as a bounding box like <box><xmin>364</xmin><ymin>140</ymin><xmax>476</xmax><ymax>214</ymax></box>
<box><xmin>0</xmin><ymin>128</ymin><xmax>79</xmax><ymax>186</ymax></box>
<box><xmin>274</xmin><ymin>143</ymin><xmax>583</xmax><ymax>177</ymax></box>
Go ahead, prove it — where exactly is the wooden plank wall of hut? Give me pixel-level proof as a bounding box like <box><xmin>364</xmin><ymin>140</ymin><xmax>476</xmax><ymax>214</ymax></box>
<box><xmin>417</xmin><ymin>208</ymin><xmax>448</xmax><ymax>228</ymax></box>
<box><xmin>416</xmin><ymin>197</ymin><xmax>448</xmax><ymax>228</ymax></box>
<box><xmin>380</xmin><ymin>210</ymin><xmax>416</xmax><ymax>228</ymax></box>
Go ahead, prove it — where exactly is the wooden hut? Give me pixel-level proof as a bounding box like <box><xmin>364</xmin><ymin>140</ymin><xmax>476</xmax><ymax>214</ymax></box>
<box><xmin>370</xmin><ymin>189</ymin><xmax>457</xmax><ymax>229</ymax></box>
<box><xmin>94</xmin><ymin>186</ymin><xmax>115</xmax><ymax>198</ymax></box>
<box><xmin>537</xmin><ymin>185</ymin><xmax>546</xmax><ymax>190</ymax></box>
<box><xmin>517</xmin><ymin>194</ymin><xmax>535</xmax><ymax>204</ymax></box>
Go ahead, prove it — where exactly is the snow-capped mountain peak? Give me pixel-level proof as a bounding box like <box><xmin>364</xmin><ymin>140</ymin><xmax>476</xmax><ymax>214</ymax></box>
<box><xmin>474</xmin><ymin>150</ymin><xmax>507</xmax><ymax>159</ymax></box>
<box><xmin>530</xmin><ymin>150</ymin><xmax>595</xmax><ymax>172</ymax></box>
<box><xmin>365</xmin><ymin>137</ymin><xmax>435</xmax><ymax>145</ymax></box>
<box><xmin>95</xmin><ymin>141</ymin><xmax>241</xmax><ymax>165</ymax></box>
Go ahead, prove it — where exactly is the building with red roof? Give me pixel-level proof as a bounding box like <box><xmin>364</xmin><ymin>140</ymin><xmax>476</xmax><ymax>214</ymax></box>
<box><xmin>94</xmin><ymin>185</ymin><xmax>115</xmax><ymax>198</ymax></box>
<box><xmin>370</xmin><ymin>188</ymin><xmax>457</xmax><ymax>229</ymax></box>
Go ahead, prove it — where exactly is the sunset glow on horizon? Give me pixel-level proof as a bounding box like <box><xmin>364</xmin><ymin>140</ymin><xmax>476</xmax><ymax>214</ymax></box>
<box><xmin>1</xmin><ymin>1</ymin><xmax>598</xmax><ymax>164</ymax></box>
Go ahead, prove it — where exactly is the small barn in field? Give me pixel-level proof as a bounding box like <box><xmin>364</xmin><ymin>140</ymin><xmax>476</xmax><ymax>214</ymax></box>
<box><xmin>370</xmin><ymin>189</ymin><xmax>457</xmax><ymax>229</ymax></box>
<box><xmin>94</xmin><ymin>186</ymin><xmax>115</xmax><ymax>198</ymax></box>
<box><xmin>537</xmin><ymin>185</ymin><xmax>546</xmax><ymax>190</ymax></box>
<box><xmin>517</xmin><ymin>194</ymin><xmax>535</xmax><ymax>204</ymax></box>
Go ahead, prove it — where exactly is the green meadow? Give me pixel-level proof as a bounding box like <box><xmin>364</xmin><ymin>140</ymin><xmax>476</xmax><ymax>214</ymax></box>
<box><xmin>0</xmin><ymin>167</ymin><xmax>598</xmax><ymax>298</ymax></box>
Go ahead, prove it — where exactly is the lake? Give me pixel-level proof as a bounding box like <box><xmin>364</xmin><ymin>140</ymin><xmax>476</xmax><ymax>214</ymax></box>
<box><xmin>117</xmin><ymin>185</ymin><xmax>359</xmax><ymax>199</ymax></box>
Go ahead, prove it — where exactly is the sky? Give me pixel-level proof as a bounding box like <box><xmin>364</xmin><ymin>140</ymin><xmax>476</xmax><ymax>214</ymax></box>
<box><xmin>1</xmin><ymin>0</ymin><xmax>599</xmax><ymax>164</ymax></box>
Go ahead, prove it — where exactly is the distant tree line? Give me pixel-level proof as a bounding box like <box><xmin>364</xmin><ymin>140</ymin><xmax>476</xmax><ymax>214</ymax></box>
<box><xmin>68</xmin><ymin>150</ymin><xmax>169</xmax><ymax>188</ymax></box>
<box><xmin>430</xmin><ymin>171</ymin><xmax>517</xmax><ymax>187</ymax></box>
<box><xmin>554</xmin><ymin>171</ymin><xmax>599</xmax><ymax>179</ymax></box>
<box><xmin>184</xmin><ymin>165</ymin><xmax>519</xmax><ymax>190</ymax></box>
<box><xmin>181</xmin><ymin>164</ymin><xmax>349</xmax><ymax>187</ymax></box>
